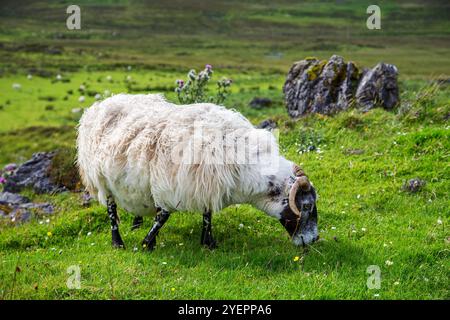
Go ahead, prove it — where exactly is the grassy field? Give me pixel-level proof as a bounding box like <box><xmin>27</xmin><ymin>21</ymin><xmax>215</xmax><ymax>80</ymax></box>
<box><xmin>0</xmin><ymin>0</ymin><xmax>449</xmax><ymax>299</ymax></box>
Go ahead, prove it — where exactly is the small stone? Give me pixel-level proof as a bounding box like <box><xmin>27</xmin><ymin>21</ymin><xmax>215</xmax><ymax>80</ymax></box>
<box><xmin>249</xmin><ymin>97</ymin><xmax>273</xmax><ymax>109</ymax></box>
<box><xmin>402</xmin><ymin>178</ymin><xmax>426</xmax><ymax>193</ymax></box>
<box><xmin>257</xmin><ymin>119</ymin><xmax>277</xmax><ymax>131</ymax></box>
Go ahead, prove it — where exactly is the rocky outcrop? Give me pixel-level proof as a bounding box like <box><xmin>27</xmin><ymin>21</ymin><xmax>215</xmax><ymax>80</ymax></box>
<box><xmin>0</xmin><ymin>191</ymin><xmax>54</xmax><ymax>223</ymax></box>
<box><xmin>356</xmin><ymin>63</ymin><xmax>399</xmax><ymax>111</ymax></box>
<box><xmin>3</xmin><ymin>152</ymin><xmax>65</xmax><ymax>194</ymax></box>
<box><xmin>283</xmin><ymin>55</ymin><xmax>399</xmax><ymax>117</ymax></box>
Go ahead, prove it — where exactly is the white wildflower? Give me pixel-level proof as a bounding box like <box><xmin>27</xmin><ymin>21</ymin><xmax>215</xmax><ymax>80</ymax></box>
<box><xmin>385</xmin><ymin>260</ymin><xmax>394</xmax><ymax>266</ymax></box>
<box><xmin>12</xmin><ymin>83</ymin><xmax>21</xmax><ymax>90</ymax></box>
<box><xmin>78</xmin><ymin>96</ymin><xmax>85</xmax><ymax>103</ymax></box>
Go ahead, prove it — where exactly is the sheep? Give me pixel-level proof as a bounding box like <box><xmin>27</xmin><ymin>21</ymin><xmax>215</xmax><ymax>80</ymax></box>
<box><xmin>76</xmin><ymin>93</ymin><xmax>318</xmax><ymax>250</ymax></box>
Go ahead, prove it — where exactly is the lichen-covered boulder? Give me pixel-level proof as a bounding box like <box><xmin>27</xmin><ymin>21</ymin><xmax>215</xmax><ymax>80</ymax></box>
<box><xmin>283</xmin><ymin>55</ymin><xmax>399</xmax><ymax>117</ymax></box>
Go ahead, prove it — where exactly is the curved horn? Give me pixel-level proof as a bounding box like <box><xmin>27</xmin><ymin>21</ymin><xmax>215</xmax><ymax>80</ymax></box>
<box><xmin>288</xmin><ymin>176</ymin><xmax>311</xmax><ymax>218</ymax></box>
<box><xmin>293</xmin><ymin>164</ymin><xmax>305</xmax><ymax>177</ymax></box>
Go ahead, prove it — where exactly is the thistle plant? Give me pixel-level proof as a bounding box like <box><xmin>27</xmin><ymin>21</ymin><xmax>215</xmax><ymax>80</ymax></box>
<box><xmin>175</xmin><ymin>64</ymin><xmax>232</xmax><ymax>104</ymax></box>
<box><xmin>0</xmin><ymin>163</ymin><xmax>16</xmax><ymax>191</ymax></box>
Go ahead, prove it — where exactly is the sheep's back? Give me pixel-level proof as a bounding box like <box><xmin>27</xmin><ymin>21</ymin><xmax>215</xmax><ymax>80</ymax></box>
<box><xmin>77</xmin><ymin>93</ymin><xmax>275</xmax><ymax>214</ymax></box>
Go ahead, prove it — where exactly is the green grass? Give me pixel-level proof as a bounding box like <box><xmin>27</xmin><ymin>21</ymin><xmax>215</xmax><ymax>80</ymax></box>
<box><xmin>0</xmin><ymin>0</ymin><xmax>449</xmax><ymax>300</ymax></box>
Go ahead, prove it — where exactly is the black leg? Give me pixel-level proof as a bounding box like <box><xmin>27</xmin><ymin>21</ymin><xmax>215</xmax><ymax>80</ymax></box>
<box><xmin>201</xmin><ymin>210</ymin><xmax>216</xmax><ymax>249</ymax></box>
<box><xmin>131</xmin><ymin>216</ymin><xmax>143</xmax><ymax>231</ymax></box>
<box><xmin>107</xmin><ymin>197</ymin><xmax>125</xmax><ymax>248</ymax></box>
<box><xmin>142</xmin><ymin>208</ymin><xmax>170</xmax><ymax>251</ymax></box>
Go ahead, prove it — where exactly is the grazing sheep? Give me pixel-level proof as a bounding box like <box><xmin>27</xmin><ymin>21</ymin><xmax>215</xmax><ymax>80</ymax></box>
<box><xmin>76</xmin><ymin>94</ymin><xmax>318</xmax><ymax>250</ymax></box>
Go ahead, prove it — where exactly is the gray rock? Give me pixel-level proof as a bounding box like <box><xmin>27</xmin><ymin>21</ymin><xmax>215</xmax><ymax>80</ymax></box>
<box><xmin>402</xmin><ymin>178</ymin><xmax>426</xmax><ymax>193</ymax></box>
<box><xmin>3</xmin><ymin>152</ymin><xmax>64</xmax><ymax>194</ymax></box>
<box><xmin>0</xmin><ymin>192</ymin><xmax>30</xmax><ymax>205</ymax></box>
<box><xmin>0</xmin><ymin>191</ymin><xmax>54</xmax><ymax>224</ymax></box>
<box><xmin>356</xmin><ymin>62</ymin><xmax>400</xmax><ymax>111</ymax></box>
<box><xmin>257</xmin><ymin>119</ymin><xmax>277</xmax><ymax>131</ymax></box>
<box><xmin>283</xmin><ymin>55</ymin><xmax>399</xmax><ymax>117</ymax></box>
<box><xmin>249</xmin><ymin>97</ymin><xmax>273</xmax><ymax>109</ymax></box>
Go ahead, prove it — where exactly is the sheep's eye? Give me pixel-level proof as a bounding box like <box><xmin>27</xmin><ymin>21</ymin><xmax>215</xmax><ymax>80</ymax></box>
<box><xmin>268</xmin><ymin>185</ymin><xmax>281</xmax><ymax>197</ymax></box>
<box><xmin>302</xmin><ymin>203</ymin><xmax>313</xmax><ymax>212</ymax></box>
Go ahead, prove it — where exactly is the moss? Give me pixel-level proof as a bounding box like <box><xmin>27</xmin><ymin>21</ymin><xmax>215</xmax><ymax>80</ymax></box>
<box><xmin>47</xmin><ymin>147</ymin><xmax>81</xmax><ymax>191</ymax></box>
<box><xmin>306</xmin><ymin>60</ymin><xmax>327</xmax><ymax>81</ymax></box>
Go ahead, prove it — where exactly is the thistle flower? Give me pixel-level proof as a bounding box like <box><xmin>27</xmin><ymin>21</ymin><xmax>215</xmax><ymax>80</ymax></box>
<box><xmin>0</xmin><ymin>177</ymin><xmax>6</xmax><ymax>184</ymax></box>
<box><xmin>176</xmin><ymin>79</ymin><xmax>185</xmax><ymax>88</ymax></box>
<box><xmin>4</xmin><ymin>163</ymin><xmax>17</xmax><ymax>171</ymax></box>
<box><xmin>205</xmin><ymin>64</ymin><xmax>212</xmax><ymax>70</ymax></box>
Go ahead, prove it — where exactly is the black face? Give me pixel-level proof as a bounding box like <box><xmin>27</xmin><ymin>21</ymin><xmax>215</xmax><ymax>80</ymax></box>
<box><xmin>279</xmin><ymin>186</ymin><xmax>319</xmax><ymax>246</ymax></box>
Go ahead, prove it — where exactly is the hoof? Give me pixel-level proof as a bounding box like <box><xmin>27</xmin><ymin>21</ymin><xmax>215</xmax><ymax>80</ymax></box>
<box><xmin>112</xmin><ymin>241</ymin><xmax>125</xmax><ymax>249</ymax></box>
<box><xmin>201</xmin><ymin>238</ymin><xmax>217</xmax><ymax>250</ymax></box>
<box><xmin>131</xmin><ymin>216</ymin><xmax>143</xmax><ymax>231</ymax></box>
<box><xmin>142</xmin><ymin>239</ymin><xmax>156</xmax><ymax>251</ymax></box>
<box><xmin>112</xmin><ymin>233</ymin><xmax>125</xmax><ymax>249</ymax></box>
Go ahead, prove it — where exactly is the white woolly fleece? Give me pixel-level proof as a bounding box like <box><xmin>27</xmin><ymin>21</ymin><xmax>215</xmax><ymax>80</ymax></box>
<box><xmin>77</xmin><ymin>94</ymin><xmax>294</xmax><ymax>217</ymax></box>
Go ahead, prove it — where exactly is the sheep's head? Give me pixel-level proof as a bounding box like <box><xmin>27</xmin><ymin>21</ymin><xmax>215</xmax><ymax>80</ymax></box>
<box><xmin>281</xmin><ymin>172</ymin><xmax>318</xmax><ymax>247</ymax></box>
<box><xmin>263</xmin><ymin>164</ymin><xmax>318</xmax><ymax>247</ymax></box>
